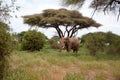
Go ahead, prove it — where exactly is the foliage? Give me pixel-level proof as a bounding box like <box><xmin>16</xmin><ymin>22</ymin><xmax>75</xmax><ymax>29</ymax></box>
<box><xmin>51</xmin><ymin>35</ymin><xmax>59</xmax><ymax>41</ymax></box>
<box><xmin>105</xmin><ymin>32</ymin><xmax>120</xmax><ymax>54</ymax></box>
<box><xmin>49</xmin><ymin>36</ymin><xmax>60</xmax><ymax>49</ymax></box>
<box><xmin>0</xmin><ymin>0</ymin><xmax>19</xmax><ymax>22</ymax></box>
<box><xmin>9</xmin><ymin>33</ymin><xmax>23</xmax><ymax>51</ymax></box>
<box><xmin>0</xmin><ymin>21</ymin><xmax>12</xmax><ymax>79</ymax></box>
<box><xmin>11</xmin><ymin>31</ymin><xmax>32</xmax><ymax>51</ymax></box>
<box><xmin>81</xmin><ymin>32</ymin><xmax>106</xmax><ymax>55</ymax></box>
<box><xmin>62</xmin><ymin>0</ymin><xmax>120</xmax><ymax>20</ymax></box>
<box><xmin>0</xmin><ymin>0</ymin><xmax>18</xmax><ymax>79</ymax></box>
<box><xmin>17</xmin><ymin>31</ymin><xmax>26</xmax><ymax>42</ymax></box>
<box><xmin>49</xmin><ymin>39</ymin><xmax>60</xmax><ymax>49</ymax></box>
<box><xmin>23</xmin><ymin>8</ymin><xmax>101</xmax><ymax>38</ymax></box>
<box><xmin>81</xmin><ymin>32</ymin><xmax>120</xmax><ymax>55</ymax></box>
<box><xmin>21</xmin><ymin>30</ymin><xmax>45</xmax><ymax>51</ymax></box>
<box><xmin>62</xmin><ymin>0</ymin><xmax>85</xmax><ymax>8</ymax></box>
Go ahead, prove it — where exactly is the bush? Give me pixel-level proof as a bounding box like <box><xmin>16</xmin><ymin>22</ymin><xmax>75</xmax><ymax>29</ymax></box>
<box><xmin>81</xmin><ymin>32</ymin><xmax>106</xmax><ymax>56</ymax></box>
<box><xmin>21</xmin><ymin>30</ymin><xmax>45</xmax><ymax>51</ymax></box>
<box><xmin>49</xmin><ymin>39</ymin><xmax>60</xmax><ymax>49</ymax></box>
<box><xmin>17</xmin><ymin>31</ymin><xmax>26</xmax><ymax>42</ymax></box>
<box><xmin>0</xmin><ymin>22</ymin><xmax>12</xmax><ymax>79</ymax></box>
<box><xmin>105</xmin><ymin>32</ymin><xmax>120</xmax><ymax>54</ymax></box>
<box><xmin>49</xmin><ymin>36</ymin><xmax>60</xmax><ymax>49</ymax></box>
<box><xmin>81</xmin><ymin>32</ymin><xmax>120</xmax><ymax>55</ymax></box>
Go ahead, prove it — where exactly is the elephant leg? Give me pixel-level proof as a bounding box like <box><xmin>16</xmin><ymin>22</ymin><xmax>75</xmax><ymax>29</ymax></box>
<box><xmin>73</xmin><ymin>49</ymin><xmax>77</xmax><ymax>53</ymax></box>
<box><xmin>73</xmin><ymin>49</ymin><xmax>75</xmax><ymax>53</ymax></box>
<box><xmin>73</xmin><ymin>47</ymin><xmax>78</xmax><ymax>54</ymax></box>
<box><xmin>65</xmin><ymin>43</ymin><xmax>70</xmax><ymax>52</ymax></box>
<box><xmin>66</xmin><ymin>46</ymin><xmax>71</xmax><ymax>52</ymax></box>
<box><xmin>68</xmin><ymin>44</ymin><xmax>72</xmax><ymax>52</ymax></box>
<box><xmin>72</xmin><ymin>49</ymin><xmax>77</xmax><ymax>56</ymax></box>
<box><xmin>67</xmin><ymin>47</ymin><xmax>70</xmax><ymax>52</ymax></box>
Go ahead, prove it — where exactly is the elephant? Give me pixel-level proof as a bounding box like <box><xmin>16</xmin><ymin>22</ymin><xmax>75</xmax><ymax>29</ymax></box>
<box><xmin>59</xmin><ymin>37</ymin><xmax>80</xmax><ymax>53</ymax></box>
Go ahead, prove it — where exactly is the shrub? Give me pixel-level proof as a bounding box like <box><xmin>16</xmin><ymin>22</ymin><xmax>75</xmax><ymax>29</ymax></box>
<box><xmin>49</xmin><ymin>39</ymin><xmax>60</xmax><ymax>49</ymax></box>
<box><xmin>81</xmin><ymin>32</ymin><xmax>120</xmax><ymax>55</ymax></box>
<box><xmin>105</xmin><ymin>32</ymin><xmax>120</xmax><ymax>54</ymax></box>
<box><xmin>0</xmin><ymin>22</ymin><xmax>12</xmax><ymax>79</ymax></box>
<box><xmin>21</xmin><ymin>30</ymin><xmax>45</xmax><ymax>51</ymax></box>
<box><xmin>49</xmin><ymin>36</ymin><xmax>60</xmax><ymax>49</ymax></box>
<box><xmin>17</xmin><ymin>31</ymin><xmax>26</xmax><ymax>42</ymax></box>
<box><xmin>81</xmin><ymin>32</ymin><xmax>106</xmax><ymax>56</ymax></box>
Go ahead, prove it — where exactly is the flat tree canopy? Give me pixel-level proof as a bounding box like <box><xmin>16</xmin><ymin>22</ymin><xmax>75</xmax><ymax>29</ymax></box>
<box><xmin>23</xmin><ymin>8</ymin><xmax>101</xmax><ymax>38</ymax></box>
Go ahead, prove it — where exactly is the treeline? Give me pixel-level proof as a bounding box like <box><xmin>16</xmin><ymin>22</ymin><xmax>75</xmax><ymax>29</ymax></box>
<box><xmin>10</xmin><ymin>30</ymin><xmax>120</xmax><ymax>56</ymax></box>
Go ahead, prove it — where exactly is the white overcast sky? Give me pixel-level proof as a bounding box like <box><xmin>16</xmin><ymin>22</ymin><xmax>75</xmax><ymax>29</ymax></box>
<box><xmin>10</xmin><ymin>0</ymin><xmax>120</xmax><ymax>38</ymax></box>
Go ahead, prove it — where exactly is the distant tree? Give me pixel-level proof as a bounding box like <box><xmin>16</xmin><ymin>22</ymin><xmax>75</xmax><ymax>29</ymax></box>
<box><xmin>10</xmin><ymin>32</ymin><xmax>26</xmax><ymax>50</ymax></box>
<box><xmin>23</xmin><ymin>8</ymin><xmax>101</xmax><ymax>38</ymax></box>
<box><xmin>51</xmin><ymin>35</ymin><xmax>59</xmax><ymax>41</ymax></box>
<box><xmin>62</xmin><ymin>0</ymin><xmax>120</xmax><ymax>20</ymax></box>
<box><xmin>49</xmin><ymin>36</ymin><xmax>60</xmax><ymax>49</ymax></box>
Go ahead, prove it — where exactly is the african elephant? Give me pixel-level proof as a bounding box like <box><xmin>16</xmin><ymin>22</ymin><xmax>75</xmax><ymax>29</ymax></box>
<box><xmin>59</xmin><ymin>37</ymin><xmax>80</xmax><ymax>53</ymax></box>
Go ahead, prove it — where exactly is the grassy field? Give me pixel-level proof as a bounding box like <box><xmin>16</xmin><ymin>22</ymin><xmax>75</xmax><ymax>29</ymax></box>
<box><xmin>7</xmin><ymin>47</ymin><xmax>120</xmax><ymax>80</ymax></box>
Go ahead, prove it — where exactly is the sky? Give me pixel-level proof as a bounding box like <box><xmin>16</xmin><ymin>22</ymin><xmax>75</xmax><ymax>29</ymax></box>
<box><xmin>10</xmin><ymin>0</ymin><xmax>120</xmax><ymax>38</ymax></box>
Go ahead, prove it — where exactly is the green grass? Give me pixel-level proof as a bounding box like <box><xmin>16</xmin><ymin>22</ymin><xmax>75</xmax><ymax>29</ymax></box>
<box><xmin>7</xmin><ymin>47</ymin><xmax>120</xmax><ymax>80</ymax></box>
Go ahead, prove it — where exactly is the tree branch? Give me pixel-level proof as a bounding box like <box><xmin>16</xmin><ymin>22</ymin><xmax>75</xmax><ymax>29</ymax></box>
<box><xmin>55</xmin><ymin>27</ymin><xmax>62</xmax><ymax>38</ymax></box>
<box><xmin>91</xmin><ymin>7</ymin><xmax>97</xmax><ymax>18</ymax></box>
<box><xmin>103</xmin><ymin>0</ymin><xmax>115</xmax><ymax>12</ymax></box>
<box><xmin>115</xmin><ymin>0</ymin><xmax>120</xmax><ymax>4</ymax></box>
<box><xmin>117</xmin><ymin>7</ymin><xmax>120</xmax><ymax>21</ymax></box>
<box><xmin>65</xmin><ymin>25</ymin><xmax>70</xmax><ymax>37</ymax></box>
<box><xmin>63</xmin><ymin>31</ymin><xmax>67</xmax><ymax>37</ymax></box>
<box><xmin>55</xmin><ymin>26</ymin><xmax>64</xmax><ymax>38</ymax></box>
<box><xmin>69</xmin><ymin>25</ymin><xmax>78</xmax><ymax>37</ymax></box>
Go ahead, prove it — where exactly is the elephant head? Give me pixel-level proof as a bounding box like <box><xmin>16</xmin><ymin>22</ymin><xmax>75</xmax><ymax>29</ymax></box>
<box><xmin>59</xmin><ymin>37</ymin><xmax>66</xmax><ymax>49</ymax></box>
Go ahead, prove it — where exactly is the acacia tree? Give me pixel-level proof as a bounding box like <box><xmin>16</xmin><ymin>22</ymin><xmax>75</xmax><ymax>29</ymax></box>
<box><xmin>62</xmin><ymin>0</ymin><xmax>120</xmax><ymax>20</ymax></box>
<box><xmin>23</xmin><ymin>8</ymin><xmax>101</xmax><ymax>38</ymax></box>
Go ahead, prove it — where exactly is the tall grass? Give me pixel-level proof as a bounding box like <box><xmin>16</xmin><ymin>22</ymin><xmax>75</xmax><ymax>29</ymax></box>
<box><xmin>63</xmin><ymin>73</ymin><xmax>86</xmax><ymax>80</ymax></box>
<box><xmin>7</xmin><ymin>47</ymin><xmax>120</xmax><ymax>80</ymax></box>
